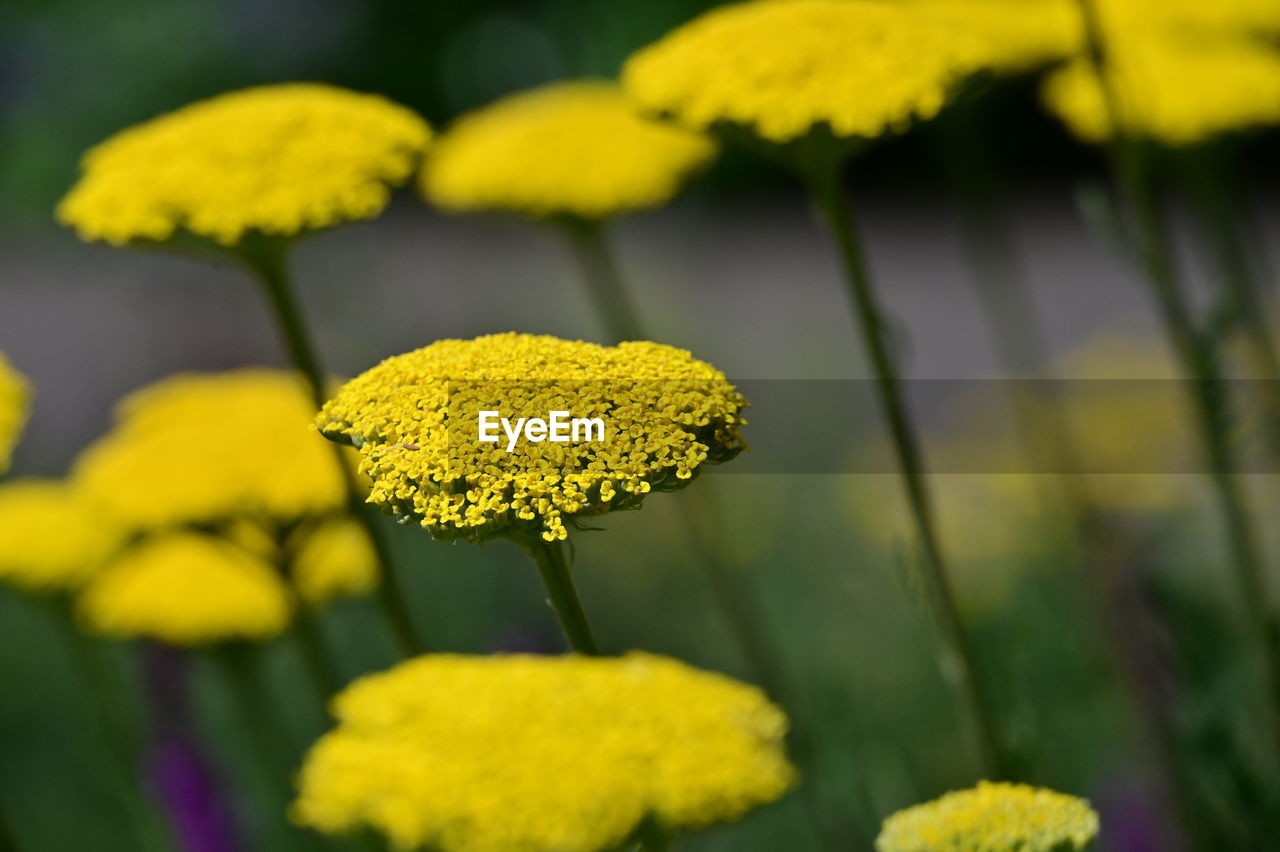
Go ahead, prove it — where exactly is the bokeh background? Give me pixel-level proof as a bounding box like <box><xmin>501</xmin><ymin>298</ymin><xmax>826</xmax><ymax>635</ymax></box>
<box><xmin>5</xmin><ymin>1</ymin><xmax>1280</xmax><ymax>850</ymax></box>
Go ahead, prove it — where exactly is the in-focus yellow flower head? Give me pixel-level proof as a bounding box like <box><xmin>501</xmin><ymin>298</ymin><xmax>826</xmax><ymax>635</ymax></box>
<box><xmin>75</xmin><ymin>370</ymin><xmax>351</xmax><ymax>532</ymax></box>
<box><xmin>622</xmin><ymin>0</ymin><xmax>980</xmax><ymax>144</ymax></box>
<box><xmin>290</xmin><ymin>517</ymin><xmax>378</xmax><ymax>607</ymax></box>
<box><xmin>876</xmin><ymin>781</ymin><xmax>1100</xmax><ymax>852</ymax></box>
<box><xmin>0</xmin><ymin>480</ymin><xmax>125</xmax><ymax>594</ymax></box>
<box><xmin>423</xmin><ymin>81</ymin><xmax>717</xmax><ymax>220</ymax></box>
<box><xmin>315</xmin><ymin>333</ymin><xmax>746</xmax><ymax>543</ymax></box>
<box><xmin>907</xmin><ymin>0</ymin><xmax>1081</xmax><ymax>73</ymax></box>
<box><xmin>1043</xmin><ymin>34</ymin><xmax>1280</xmax><ymax>144</ymax></box>
<box><xmin>78</xmin><ymin>532</ymin><xmax>291</xmax><ymax>646</ymax></box>
<box><xmin>0</xmin><ymin>352</ymin><xmax>31</xmax><ymax>474</ymax></box>
<box><xmin>58</xmin><ymin>83</ymin><xmax>432</xmax><ymax>247</ymax></box>
<box><xmin>293</xmin><ymin>652</ymin><xmax>795</xmax><ymax>851</ymax></box>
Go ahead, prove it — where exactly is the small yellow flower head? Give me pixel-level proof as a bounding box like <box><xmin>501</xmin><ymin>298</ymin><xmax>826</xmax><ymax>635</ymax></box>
<box><xmin>58</xmin><ymin>83</ymin><xmax>432</xmax><ymax>247</ymax></box>
<box><xmin>0</xmin><ymin>352</ymin><xmax>31</xmax><ymax>474</ymax></box>
<box><xmin>622</xmin><ymin>0</ymin><xmax>979</xmax><ymax>144</ymax></box>
<box><xmin>1043</xmin><ymin>34</ymin><xmax>1280</xmax><ymax>145</ymax></box>
<box><xmin>290</xmin><ymin>518</ymin><xmax>378</xmax><ymax>607</ymax></box>
<box><xmin>876</xmin><ymin>781</ymin><xmax>1100</xmax><ymax>852</ymax></box>
<box><xmin>75</xmin><ymin>370</ymin><xmax>350</xmax><ymax>531</ymax></box>
<box><xmin>315</xmin><ymin>333</ymin><xmax>746</xmax><ymax>543</ymax></box>
<box><xmin>0</xmin><ymin>480</ymin><xmax>124</xmax><ymax>594</ymax></box>
<box><xmin>293</xmin><ymin>652</ymin><xmax>795</xmax><ymax>851</ymax></box>
<box><xmin>78</xmin><ymin>532</ymin><xmax>291</xmax><ymax>646</ymax></box>
<box><xmin>908</xmin><ymin>0</ymin><xmax>1081</xmax><ymax>73</ymax></box>
<box><xmin>423</xmin><ymin>81</ymin><xmax>717</xmax><ymax>220</ymax></box>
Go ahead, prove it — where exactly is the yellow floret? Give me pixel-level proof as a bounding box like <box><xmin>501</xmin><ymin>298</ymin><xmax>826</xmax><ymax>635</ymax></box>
<box><xmin>907</xmin><ymin>0</ymin><xmax>1081</xmax><ymax>73</ymax></box>
<box><xmin>423</xmin><ymin>81</ymin><xmax>717</xmax><ymax>220</ymax></box>
<box><xmin>290</xmin><ymin>517</ymin><xmax>378</xmax><ymax>607</ymax></box>
<box><xmin>58</xmin><ymin>83</ymin><xmax>432</xmax><ymax>247</ymax></box>
<box><xmin>292</xmin><ymin>652</ymin><xmax>795</xmax><ymax>851</ymax></box>
<box><xmin>0</xmin><ymin>352</ymin><xmax>31</xmax><ymax>474</ymax></box>
<box><xmin>876</xmin><ymin>781</ymin><xmax>1099</xmax><ymax>852</ymax></box>
<box><xmin>315</xmin><ymin>333</ymin><xmax>747</xmax><ymax>543</ymax></box>
<box><xmin>0</xmin><ymin>480</ymin><xmax>124</xmax><ymax>593</ymax></box>
<box><xmin>78</xmin><ymin>532</ymin><xmax>291</xmax><ymax>646</ymax></box>
<box><xmin>1043</xmin><ymin>34</ymin><xmax>1280</xmax><ymax>144</ymax></box>
<box><xmin>75</xmin><ymin>370</ymin><xmax>351</xmax><ymax>531</ymax></box>
<box><xmin>622</xmin><ymin>0</ymin><xmax>980</xmax><ymax>144</ymax></box>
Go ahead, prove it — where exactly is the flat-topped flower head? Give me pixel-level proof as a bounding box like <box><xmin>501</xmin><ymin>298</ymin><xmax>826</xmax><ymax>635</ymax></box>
<box><xmin>315</xmin><ymin>333</ymin><xmax>746</xmax><ymax>543</ymax></box>
<box><xmin>0</xmin><ymin>352</ymin><xmax>31</xmax><ymax>474</ymax></box>
<box><xmin>908</xmin><ymin>0</ymin><xmax>1081</xmax><ymax>73</ymax></box>
<box><xmin>292</xmin><ymin>652</ymin><xmax>795</xmax><ymax>851</ymax></box>
<box><xmin>78</xmin><ymin>532</ymin><xmax>291</xmax><ymax>646</ymax></box>
<box><xmin>1043</xmin><ymin>33</ymin><xmax>1280</xmax><ymax>144</ymax></box>
<box><xmin>58</xmin><ymin>83</ymin><xmax>432</xmax><ymax>247</ymax></box>
<box><xmin>422</xmin><ymin>81</ymin><xmax>717</xmax><ymax>220</ymax></box>
<box><xmin>75</xmin><ymin>370</ymin><xmax>351</xmax><ymax>532</ymax></box>
<box><xmin>0</xmin><ymin>480</ymin><xmax>125</xmax><ymax>594</ymax></box>
<box><xmin>290</xmin><ymin>517</ymin><xmax>378</xmax><ymax>607</ymax></box>
<box><xmin>876</xmin><ymin>781</ymin><xmax>1099</xmax><ymax>852</ymax></box>
<box><xmin>622</xmin><ymin>0</ymin><xmax>980</xmax><ymax>144</ymax></box>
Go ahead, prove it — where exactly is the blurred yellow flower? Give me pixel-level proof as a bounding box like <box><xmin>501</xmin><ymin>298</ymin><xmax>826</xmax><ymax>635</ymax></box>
<box><xmin>422</xmin><ymin>81</ymin><xmax>716</xmax><ymax>220</ymax></box>
<box><xmin>1043</xmin><ymin>34</ymin><xmax>1280</xmax><ymax>144</ymax></box>
<box><xmin>75</xmin><ymin>370</ymin><xmax>350</xmax><ymax>531</ymax></box>
<box><xmin>876</xmin><ymin>781</ymin><xmax>1099</xmax><ymax>852</ymax></box>
<box><xmin>79</xmin><ymin>532</ymin><xmax>290</xmax><ymax>646</ymax></box>
<box><xmin>908</xmin><ymin>0</ymin><xmax>1080</xmax><ymax>73</ymax></box>
<box><xmin>0</xmin><ymin>352</ymin><xmax>31</xmax><ymax>474</ymax></box>
<box><xmin>0</xmin><ymin>480</ymin><xmax>124</xmax><ymax>594</ymax></box>
<box><xmin>290</xmin><ymin>517</ymin><xmax>378</xmax><ymax>607</ymax></box>
<box><xmin>292</xmin><ymin>652</ymin><xmax>795</xmax><ymax>851</ymax></box>
<box><xmin>315</xmin><ymin>333</ymin><xmax>746</xmax><ymax>543</ymax></box>
<box><xmin>1099</xmin><ymin>0</ymin><xmax>1280</xmax><ymax>39</ymax></box>
<box><xmin>622</xmin><ymin>0</ymin><xmax>979</xmax><ymax>144</ymax></box>
<box><xmin>58</xmin><ymin>83</ymin><xmax>432</xmax><ymax>247</ymax></box>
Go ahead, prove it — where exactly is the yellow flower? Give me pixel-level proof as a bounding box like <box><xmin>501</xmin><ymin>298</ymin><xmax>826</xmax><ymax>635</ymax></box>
<box><xmin>876</xmin><ymin>781</ymin><xmax>1099</xmax><ymax>852</ymax></box>
<box><xmin>78</xmin><ymin>532</ymin><xmax>291</xmax><ymax>646</ymax></box>
<box><xmin>622</xmin><ymin>0</ymin><xmax>979</xmax><ymax>144</ymax></box>
<box><xmin>1098</xmin><ymin>0</ymin><xmax>1280</xmax><ymax>39</ymax></box>
<box><xmin>0</xmin><ymin>352</ymin><xmax>31</xmax><ymax>474</ymax></box>
<box><xmin>422</xmin><ymin>81</ymin><xmax>716</xmax><ymax>220</ymax></box>
<box><xmin>907</xmin><ymin>0</ymin><xmax>1081</xmax><ymax>73</ymax></box>
<box><xmin>58</xmin><ymin>83</ymin><xmax>432</xmax><ymax>247</ymax></box>
<box><xmin>315</xmin><ymin>333</ymin><xmax>746</xmax><ymax>543</ymax></box>
<box><xmin>292</xmin><ymin>652</ymin><xmax>795</xmax><ymax>851</ymax></box>
<box><xmin>75</xmin><ymin>370</ymin><xmax>351</xmax><ymax>531</ymax></box>
<box><xmin>290</xmin><ymin>517</ymin><xmax>378</xmax><ymax>607</ymax></box>
<box><xmin>0</xmin><ymin>480</ymin><xmax>124</xmax><ymax>594</ymax></box>
<box><xmin>1043</xmin><ymin>33</ymin><xmax>1280</xmax><ymax>144</ymax></box>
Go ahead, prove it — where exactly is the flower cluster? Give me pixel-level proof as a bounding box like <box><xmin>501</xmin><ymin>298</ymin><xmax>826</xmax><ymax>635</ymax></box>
<box><xmin>908</xmin><ymin>0</ymin><xmax>1080</xmax><ymax>73</ymax></box>
<box><xmin>292</xmin><ymin>652</ymin><xmax>795</xmax><ymax>851</ymax></box>
<box><xmin>0</xmin><ymin>352</ymin><xmax>30</xmax><ymax>474</ymax></box>
<box><xmin>622</xmin><ymin>0</ymin><xmax>979</xmax><ymax>144</ymax></box>
<box><xmin>289</xmin><ymin>517</ymin><xmax>379</xmax><ymax>607</ymax></box>
<box><xmin>423</xmin><ymin>81</ymin><xmax>716</xmax><ymax>220</ymax></box>
<box><xmin>57</xmin><ymin>83</ymin><xmax>432</xmax><ymax>247</ymax></box>
<box><xmin>1043</xmin><ymin>33</ymin><xmax>1280</xmax><ymax>144</ymax></box>
<box><xmin>315</xmin><ymin>333</ymin><xmax>746</xmax><ymax>543</ymax></box>
<box><xmin>876</xmin><ymin>781</ymin><xmax>1099</xmax><ymax>852</ymax></box>
<box><xmin>75</xmin><ymin>370</ymin><xmax>352</xmax><ymax>530</ymax></box>
<box><xmin>0</xmin><ymin>480</ymin><xmax>124</xmax><ymax>594</ymax></box>
<box><xmin>79</xmin><ymin>532</ymin><xmax>291</xmax><ymax>646</ymax></box>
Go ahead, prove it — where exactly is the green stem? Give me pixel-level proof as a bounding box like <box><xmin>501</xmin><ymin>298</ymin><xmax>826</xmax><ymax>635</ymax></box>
<box><xmin>561</xmin><ymin>220</ymin><xmax>647</xmax><ymax>342</ymax></box>
<box><xmin>48</xmin><ymin>602</ymin><xmax>173</xmax><ymax>852</ymax></box>
<box><xmin>805</xmin><ymin>170</ymin><xmax>1007</xmax><ymax>780</ymax></box>
<box><xmin>514</xmin><ymin>536</ymin><xmax>600</xmax><ymax>655</ymax></box>
<box><xmin>238</xmin><ymin>238</ymin><xmax>426</xmax><ymax>658</ymax></box>
<box><xmin>1074</xmin><ymin>0</ymin><xmax>1280</xmax><ymax>769</ymax></box>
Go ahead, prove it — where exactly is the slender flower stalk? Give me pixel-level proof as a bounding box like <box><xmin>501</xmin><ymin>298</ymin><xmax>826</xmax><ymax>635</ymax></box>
<box><xmin>511</xmin><ymin>535</ymin><xmax>600</xmax><ymax>655</ymax></box>
<box><xmin>804</xmin><ymin>161</ymin><xmax>1007</xmax><ymax>780</ymax></box>
<box><xmin>559</xmin><ymin>221</ymin><xmax>647</xmax><ymax>344</ymax></box>
<box><xmin>1073</xmin><ymin>0</ymin><xmax>1280</xmax><ymax>766</ymax></box>
<box><xmin>234</xmin><ymin>237</ymin><xmax>425</xmax><ymax>658</ymax></box>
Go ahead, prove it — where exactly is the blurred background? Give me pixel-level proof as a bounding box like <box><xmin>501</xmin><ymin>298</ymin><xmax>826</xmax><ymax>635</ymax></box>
<box><xmin>4</xmin><ymin>1</ymin><xmax>1280</xmax><ymax>851</ymax></box>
